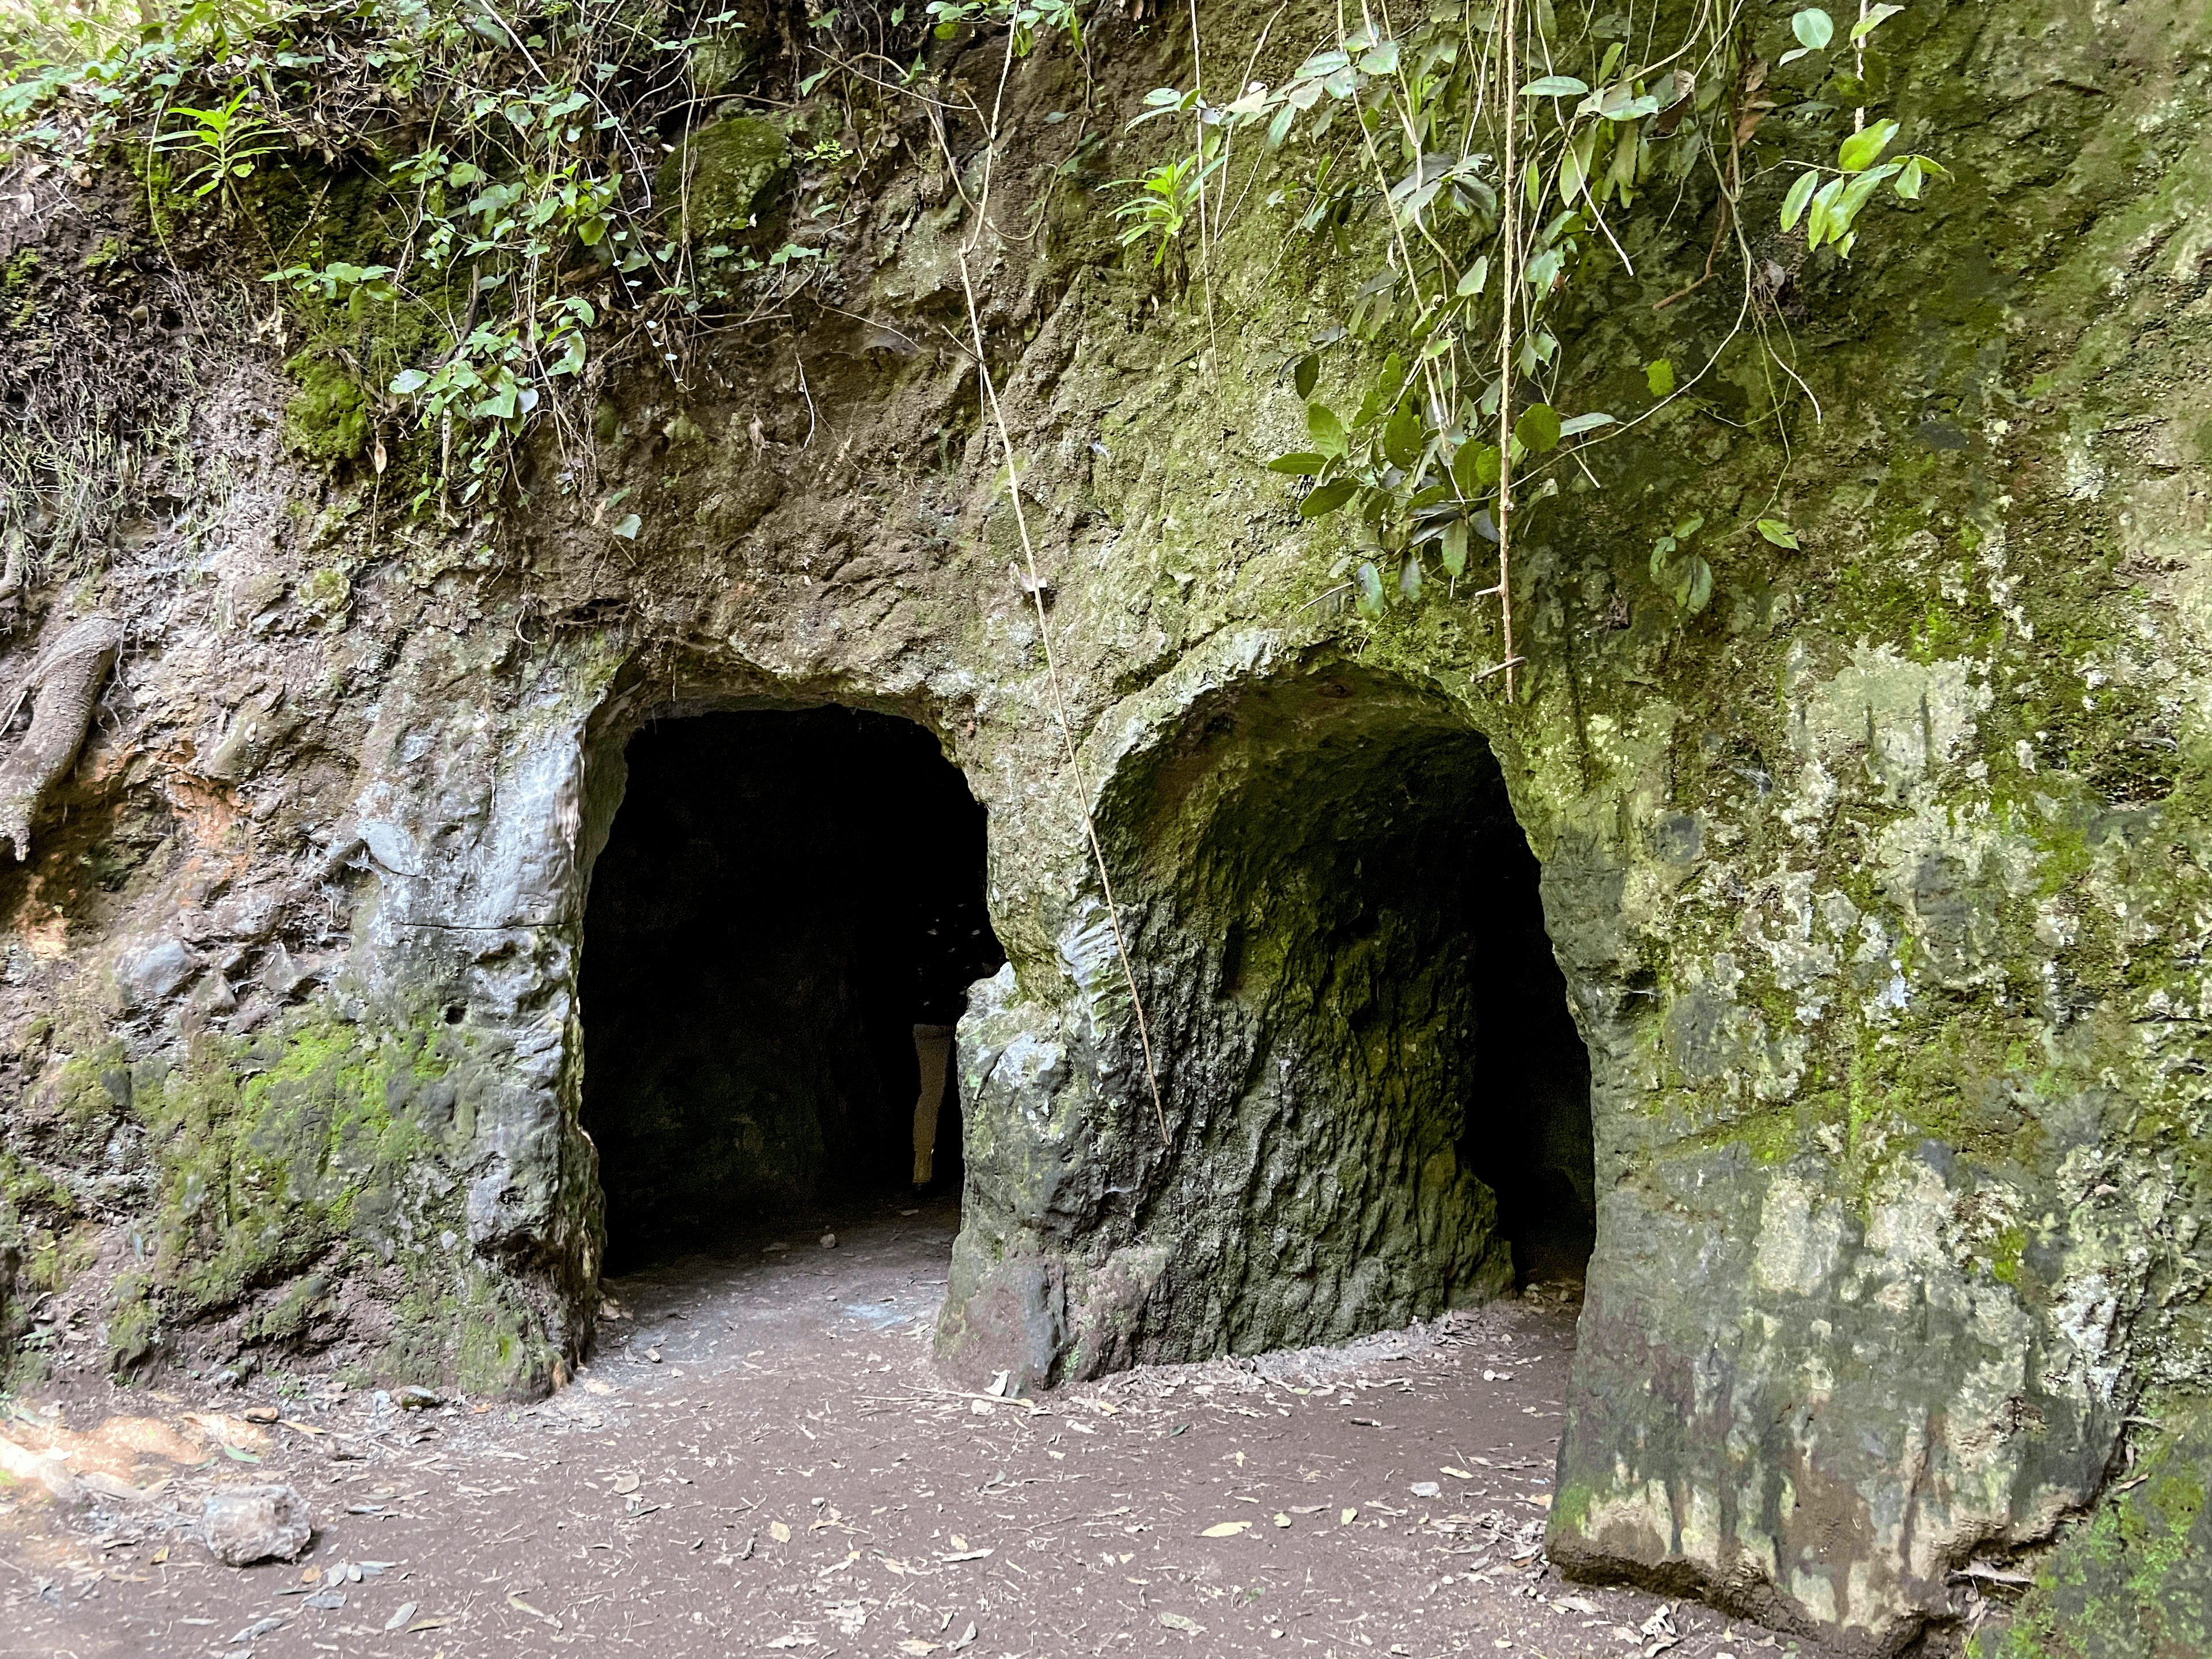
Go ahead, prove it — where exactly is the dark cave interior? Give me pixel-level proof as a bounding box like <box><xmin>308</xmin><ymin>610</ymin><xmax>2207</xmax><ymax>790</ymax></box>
<box><xmin>1120</xmin><ymin>679</ymin><xmax>1599</xmax><ymax>1313</ymax></box>
<box><xmin>581</xmin><ymin>707</ymin><xmax>1003</xmax><ymax>1274</ymax></box>
<box><xmin>1450</xmin><ymin>793</ymin><xmax>1598</xmax><ymax>1289</ymax></box>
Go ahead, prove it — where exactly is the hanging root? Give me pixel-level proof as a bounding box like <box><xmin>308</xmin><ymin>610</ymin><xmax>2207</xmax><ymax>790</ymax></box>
<box><xmin>0</xmin><ymin>527</ymin><xmax>25</xmax><ymax>613</ymax></box>
<box><xmin>0</xmin><ymin>615</ymin><xmax>123</xmax><ymax>863</ymax></box>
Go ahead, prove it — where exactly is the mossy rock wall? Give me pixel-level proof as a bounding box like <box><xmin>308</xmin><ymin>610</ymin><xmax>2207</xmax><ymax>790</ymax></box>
<box><xmin>0</xmin><ymin>1</ymin><xmax>2206</xmax><ymax>1652</ymax></box>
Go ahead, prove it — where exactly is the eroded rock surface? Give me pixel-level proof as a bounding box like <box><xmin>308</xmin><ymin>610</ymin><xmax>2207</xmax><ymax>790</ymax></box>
<box><xmin>0</xmin><ymin>0</ymin><xmax>2206</xmax><ymax>1652</ymax></box>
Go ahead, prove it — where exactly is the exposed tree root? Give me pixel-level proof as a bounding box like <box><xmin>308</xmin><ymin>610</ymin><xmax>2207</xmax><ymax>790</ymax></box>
<box><xmin>0</xmin><ymin>615</ymin><xmax>123</xmax><ymax>862</ymax></box>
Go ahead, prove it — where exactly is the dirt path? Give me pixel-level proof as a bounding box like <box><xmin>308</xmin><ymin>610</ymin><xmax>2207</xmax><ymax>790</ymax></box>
<box><xmin>1</xmin><ymin>1199</ymin><xmax>1798</xmax><ymax>1659</ymax></box>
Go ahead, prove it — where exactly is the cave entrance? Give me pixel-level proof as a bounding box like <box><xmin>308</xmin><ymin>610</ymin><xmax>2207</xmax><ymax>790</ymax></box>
<box><xmin>581</xmin><ymin>707</ymin><xmax>1004</xmax><ymax>1276</ymax></box>
<box><xmin>1116</xmin><ymin>673</ymin><xmax>1595</xmax><ymax>1356</ymax></box>
<box><xmin>1450</xmin><ymin>792</ymin><xmax>1597</xmax><ymax>1293</ymax></box>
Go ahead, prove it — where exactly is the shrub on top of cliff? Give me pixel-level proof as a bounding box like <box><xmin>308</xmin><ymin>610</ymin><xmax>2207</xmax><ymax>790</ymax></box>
<box><xmin>1112</xmin><ymin>1</ymin><xmax>1943</xmax><ymax>696</ymax></box>
<box><xmin>0</xmin><ymin>0</ymin><xmax>874</xmax><ymax>517</ymax></box>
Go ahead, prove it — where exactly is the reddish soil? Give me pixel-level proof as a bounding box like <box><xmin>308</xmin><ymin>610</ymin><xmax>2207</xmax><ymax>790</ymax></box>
<box><xmin>0</xmin><ymin>1198</ymin><xmax>1801</xmax><ymax>1659</ymax></box>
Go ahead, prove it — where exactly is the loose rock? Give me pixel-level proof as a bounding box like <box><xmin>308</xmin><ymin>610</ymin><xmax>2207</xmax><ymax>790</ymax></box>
<box><xmin>202</xmin><ymin>1484</ymin><xmax>313</xmax><ymax>1566</ymax></box>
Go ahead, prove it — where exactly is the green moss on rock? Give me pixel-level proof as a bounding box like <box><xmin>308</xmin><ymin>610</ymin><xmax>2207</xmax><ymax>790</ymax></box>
<box><xmin>103</xmin><ymin>1270</ymin><xmax>158</xmax><ymax>1376</ymax></box>
<box><xmin>657</xmin><ymin>115</ymin><xmax>790</xmax><ymax>241</ymax></box>
<box><xmin>281</xmin><ymin>349</ymin><xmax>372</xmax><ymax>464</ymax></box>
<box><xmin>141</xmin><ymin>1007</ymin><xmax>457</xmax><ymax>1316</ymax></box>
<box><xmin>1974</xmin><ymin>1397</ymin><xmax>2211</xmax><ymax>1659</ymax></box>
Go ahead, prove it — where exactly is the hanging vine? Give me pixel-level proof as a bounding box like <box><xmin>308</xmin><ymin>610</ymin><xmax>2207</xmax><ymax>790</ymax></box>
<box><xmin>1118</xmin><ymin>0</ymin><xmax>1944</xmax><ymax>687</ymax></box>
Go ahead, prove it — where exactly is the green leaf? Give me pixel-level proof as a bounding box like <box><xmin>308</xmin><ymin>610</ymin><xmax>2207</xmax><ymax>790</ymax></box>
<box><xmin>1455</xmin><ymin>256</ymin><xmax>1489</xmax><ymax>297</ymax></box>
<box><xmin>1268</xmin><ymin>452</ymin><xmax>1329</xmax><ymax>475</ymax></box>
<box><xmin>1383</xmin><ymin>404</ymin><xmax>1424</xmax><ymax>470</ymax></box>
<box><xmin>1673</xmin><ymin>514</ymin><xmax>1706</xmax><ymax>539</ymax></box>
<box><xmin>1646</xmin><ymin>357</ymin><xmax>1676</xmax><ymax>397</ymax></box>
<box><xmin>223</xmin><ymin>1444</ymin><xmax>262</xmax><ymax>1464</ymax></box>
<box><xmin>1357</xmin><ymin>40</ymin><xmax>1400</xmax><ymax>75</ymax></box>
<box><xmin>1513</xmin><ymin>403</ymin><xmax>1562</xmax><ymax>453</ymax></box>
<box><xmin>1805</xmin><ymin>176</ymin><xmax>1846</xmax><ymax>246</ymax></box>
<box><xmin>1831</xmin><ymin>164</ymin><xmax>1899</xmax><ymax>245</ymax></box>
<box><xmin>1306</xmin><ymin>402</ymin><xmax>1347</xmax><ymax>456</ymax></box>
<box><xmin>1294</xmin><ymin>354</ymin><xmax>1320</xmax><ymax>400</ymax></box>
<box><xmin>1354</xmin><ymin>560</ymin><xmax>1386</xmax><ymax>616</ymax></box>
<box><xmin>1441</xmin><ymin>518</ymin><xmax>1469</xmax><ymax>578</ymax></box>
<box><xmin>1591</xmin><ymin>80</ymin><xmax>1661</xmax><ymax>122</ymax></box>
<box><xmin>1344</xmin><ymin>374</ymin><xmax>1382</xmax><ymax>427</ymax></box>
<box><xmin>1559</xmin><ymin>124</ymin><xmax>1599</xmax><ymax>200</ymax></box>
<box><xmin>1838</xmin><ymin>119</ymin><xmax>1899</xmax><ymax>173</ymax></box>
<box><xmin>1558</xmin><ymin>412</ymin><xmax>1615</xmax><ymax>437</ymax></box>
<box><xmin>1520</xmin><ymin>75</ymin><xmax>1589</xmax><ymax>97</ymax></box>
<box><xmin>1450</xmin><ymin>441</ymin><xmax>1500</xmax><ymax>495</ymax></box>
<box><xmin>389</xmin><ymin>368</ymin><xmax>430</xmax><ymax>396</ymax></box>
<box><xmin>1779</xmin><ymin>169</ymin><xmax>1820</xmax><ymax>232</ymax></box>
<box><xmin>1680</xmin><ymin>555</ymin><xmax>1713</xmax><ymax>612</ymax></box>
<box><xmin>1756</xmin><ymin>518</ymin><xmax>1800</xmax><ymax>548</ymax></box>
<box><xmin>1895</xmin><ymin>157</ymin><xmax>1924</xmax><ymax>199</ymax></box>
<box><xmin>1398</xmin><ymin>555</ymin><xmax>1423</xmax><ymax>600</ymax></box>
<box><xmin>608</xmin><ymin>512</ymin><xmax>643</xmax><ymax>539</ymax></box>
<box><xmin>1850</xmin><ymin>3</ymin><xmax>1906</xmax><ymax>41</ymax></box>
<box><xmin>1790</xmin><ymin>9</ymin><xmax>1834</xmax><ymax>51</ymax></box>
<box><xmin>1300</xmin><ymin>479</ymin><xmax>1359</xmax><ymax>518</ymax></box>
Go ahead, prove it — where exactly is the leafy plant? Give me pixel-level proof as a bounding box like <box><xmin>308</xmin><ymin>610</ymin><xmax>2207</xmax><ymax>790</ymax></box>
<box><xmin>1777</xmin><ymin>118</ymin><xmax>1946</xmax><ymax>257</ymax></box>
<box><xmin>0</xmin><ymin>0</ymin><xmax>832</xmax><ymax>516</ymax></box>
<box><xmin>923</xmin><ymin>0</ymin><xmax>1081</xmax><ymax>55</ymax></box>
<box><xmin>1648</xmin><ymin>516</ymin><xmax>1711</xmax><ymax>613</ymax></box>
<box><xmin>1111</xmin><ymin>146</ymin><xmax>1218</xmax><ymax>268</ymax></box>
<box><xmin>154</xmin><ymin>92</ymin><xmax>282</xmax><ymax>206</ymax></box>
<box><xmin>1115</xmin><ymin>0</ymin><xmax>1944</xmax><ymax>679</ymax></box>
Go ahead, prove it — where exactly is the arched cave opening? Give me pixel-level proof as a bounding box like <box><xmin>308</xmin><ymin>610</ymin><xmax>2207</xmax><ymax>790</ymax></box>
<box><xmin>580</xmin><ymin>707</ymin><xmax>1003</xmax><ymax>1275</ymax></box>
<box><xmin>1450</xmin><ymin>800</ymin><xmax>1598</xmax><ymax>1292</ymax></box>
<box><xmin>1118</xmin><ymin>674</ymin><xmax>1595</xmax><ymax>1356</ymax></box>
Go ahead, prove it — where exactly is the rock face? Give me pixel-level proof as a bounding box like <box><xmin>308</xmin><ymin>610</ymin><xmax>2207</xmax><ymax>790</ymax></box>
<box><xmin>202</xmin><ymin>1484</ymin><xmax>313</xmax><ymax>1566</ymax></box>
<box><xmin>0</xmin><ymin>0</ymin><xmax>2207</xmax><ymax>1653</ymax></box>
